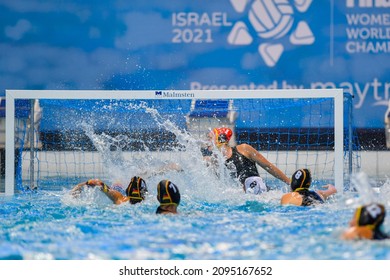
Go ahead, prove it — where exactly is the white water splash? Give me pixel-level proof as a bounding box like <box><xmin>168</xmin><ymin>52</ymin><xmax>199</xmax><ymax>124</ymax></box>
<box><xmin>76</xmin><ymin>102</ymin><xmax>242</xmax><ymax>204</ymax></box>
<box><xmin>348</xmin><ymin>172</ymin><xmax>388</xmax><ymax>207</ymax></box>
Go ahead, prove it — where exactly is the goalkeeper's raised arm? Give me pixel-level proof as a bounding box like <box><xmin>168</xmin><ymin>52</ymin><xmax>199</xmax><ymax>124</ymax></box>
<box><xmin>207</xmin><ymin>127</ymin><xmax>290</xmax><ymax>194</ymax></box>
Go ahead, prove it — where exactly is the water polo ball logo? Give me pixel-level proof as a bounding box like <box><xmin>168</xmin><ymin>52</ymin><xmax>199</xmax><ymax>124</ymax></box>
<box><xmin>228</xmin><ymin>0</ymin><xmax>315</xmax><ymax>67</ymax></box>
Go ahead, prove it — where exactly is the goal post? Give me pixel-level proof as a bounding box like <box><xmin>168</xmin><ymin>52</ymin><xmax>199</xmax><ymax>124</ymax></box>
<box><xmin>4</xmin><ymin>89</ymin><xmax>355</xmax><ymax>196</ymax></box>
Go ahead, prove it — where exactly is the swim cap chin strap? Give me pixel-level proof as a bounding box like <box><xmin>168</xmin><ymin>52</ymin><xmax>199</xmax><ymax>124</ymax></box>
<box><xmin>293</xmin><ymin>187</ymin><xmax>309</xmax><ymax>192</ymax></box>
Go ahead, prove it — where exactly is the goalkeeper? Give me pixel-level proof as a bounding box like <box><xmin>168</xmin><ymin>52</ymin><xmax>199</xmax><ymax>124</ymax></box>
<box><xmin>204</xmin><ymin>127</ymin><xmax>290</xmax><ymax>194</ymax></box>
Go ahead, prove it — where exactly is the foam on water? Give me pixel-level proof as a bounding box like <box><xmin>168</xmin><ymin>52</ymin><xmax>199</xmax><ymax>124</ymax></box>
<box><xmin>2</xmin><ymin>179</ymin><xmax>390</xmax><ymax>260</ymax></box>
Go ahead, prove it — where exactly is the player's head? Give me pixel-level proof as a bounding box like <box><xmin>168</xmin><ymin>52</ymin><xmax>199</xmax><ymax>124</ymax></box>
<box><xmin>157</xmin><ymin>180</ymin><xmax>180</xmax><ymax>206</ymax></box>
<box><xmin>353</xmin><ymin>203</ymin><xmax>386</xmax><ymax>230</ymax></box>
<box><xmin>291</xmin><ymin>169</ymin><xmax>312</xmax><ymax>191</ymax></box>
<box><xmin>212</xmin><ymin>127</ymin><xmax>233</xmax><ymax>147</ymax></box>
<box><xmin>126</xmin><ymin>176</ymin><xmax>148</xmax><ymax>204</ymax></box>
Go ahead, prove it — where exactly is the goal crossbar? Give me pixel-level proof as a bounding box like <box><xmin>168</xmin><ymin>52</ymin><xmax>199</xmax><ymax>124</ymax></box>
<box><xmin>4</xmin><ymin>89</ymin><xmax>345</xmax><ymax>195</ymax></box>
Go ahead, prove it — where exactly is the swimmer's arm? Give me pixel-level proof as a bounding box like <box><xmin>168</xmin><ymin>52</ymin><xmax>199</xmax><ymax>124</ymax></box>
<box><xmin>70</xmin><ymin>184</ymin><xmax>84</xmax><ymax>196</ymax></box>
<box><xmin>159</xmin><ymin>162</ymin><xmax>183</xmax><ymax>173</ymax></box>
<box><xmin>255</xmin><ymin>151</ymin><xmax>290</xmax><ymax>185</ymax></box>
<box><xmin>316</xmin><ymin>184</ymin><xmax>337</xmax><ymax>200</ymax></box>
<box><xmin>69</xmin><ymin>179</ymin><xmax>125</xmax><ymax>204</ymax></box>
<box><xmin>139</xmin><ymin>162</ymin><xmax>183</xmax><ymax>178</ymax></box>
<box><xmin>88</xmin><ymin>180</ymin><xmax>127</xmax><ymax>204</ymax></box>
<box><xmin>242</xmin><ymin>144</ymin><xmax>290</xmax><ymax>185</ymax></box>
<box><xmin>80</xmin><ymin>179</ymin><xmax>126</xmax><ymax>204</ymax></box>
<box><xmin>70</xmin><ymin>180</ymin><xmax>95</xmax><ymax>196</ymax></box>
<box><xmin>203</xmin><ymin>154</ymin><xmax>219</xmax><ymax>168</ymax></box>
<box><xmin>102</xmin><ymin>188</ymin><xmax>128</xmax><ymax>205</ymax></box>
<box><xmin>73</xmin><ymin>179</ymin><xmax>110</xmax><ymax>195</ymax></box>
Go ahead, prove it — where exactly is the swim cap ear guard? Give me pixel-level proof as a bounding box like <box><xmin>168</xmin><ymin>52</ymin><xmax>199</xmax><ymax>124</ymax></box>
<box><xmin>126</xmin><ymin>176</ymin><xmax>148</xmax><ymax>204</ymax></box>
<box><xmin>355</xmin><ymin>203</ymin><xmax>386</xmax><ymax>229</ymax></box>
<box><xmin>213</xmin><ymin>127</ymin><xmax>233</xmax><ymax>146</ymax></box>
<box><xmin>291</xmin><ymin>169</ymin><xmax>312</xmax><ymax>191</ymax></box>
<box><xmin>157</xmin><ymin>180</ymin><xmax>180</xmax><ymax>206</ymax></box>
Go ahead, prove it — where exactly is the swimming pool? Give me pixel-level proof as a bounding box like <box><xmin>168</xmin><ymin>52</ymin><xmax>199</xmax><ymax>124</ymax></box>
<box><xmin>1</xmin><ymin>172</ymin><xmax>390</xmax><ymax>260</ymax></box>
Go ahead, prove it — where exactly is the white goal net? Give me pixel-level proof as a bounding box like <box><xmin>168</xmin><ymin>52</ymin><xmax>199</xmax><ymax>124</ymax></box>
<box><xmin>2</xmin><ymin>89</ymin><xmax>358</xmax><ymax>195</ymax></box>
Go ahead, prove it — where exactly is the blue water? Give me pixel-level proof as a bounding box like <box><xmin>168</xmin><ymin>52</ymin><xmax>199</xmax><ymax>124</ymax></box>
<box><xmin>1</xmin><ymin>175</ymin><xmax>390</xmax><ymax>260</ymax></box>
<box><xmin>1</xmin><ymin>109</ymin><xmax>389</xmax><ymax>260</ymax></box>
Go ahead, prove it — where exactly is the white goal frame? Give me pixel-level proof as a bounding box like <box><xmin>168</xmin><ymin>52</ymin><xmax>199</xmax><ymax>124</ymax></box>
<box><xmin>4</xmin><ymin>89</ymin><xmax>345</xmax><ymax>196</ymax></box>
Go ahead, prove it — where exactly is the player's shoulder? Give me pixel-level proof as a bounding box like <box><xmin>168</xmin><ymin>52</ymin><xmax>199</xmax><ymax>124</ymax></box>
<box><xmin>237</xmin><ymin>143</ymin><xmax>255</xmax><ymax>151</ymax></box>
<box><xmin>343</xmin><ymin>226</ymin><xmax>373</xmax><ymax>240</ymax></box>
<box><xmin>281</xmin><ymin>192</ymin><xmax>303</xmax><ymax>206</ymax></box>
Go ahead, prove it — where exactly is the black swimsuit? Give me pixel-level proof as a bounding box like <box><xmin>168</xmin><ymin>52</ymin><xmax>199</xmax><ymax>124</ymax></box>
<box><xmin>295</xmin><ymin>189</ymin><xmax>324</xmax><ymax>206</ymax></box>
<box><xmin>225</xmin><ymin>147</ymin><xmax>259</xmax><ymax>185</ymax></box>
<box><xmin>373</xmin><ymin>229</ymin><xmax>390</xmax><ymax>240</ymax></box>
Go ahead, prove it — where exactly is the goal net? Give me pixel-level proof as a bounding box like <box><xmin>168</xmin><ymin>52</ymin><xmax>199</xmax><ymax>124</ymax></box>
<box><xmin>2</xmin><ymin>89</ymin><xmax>359</xmax><ymax>195</ymax></box>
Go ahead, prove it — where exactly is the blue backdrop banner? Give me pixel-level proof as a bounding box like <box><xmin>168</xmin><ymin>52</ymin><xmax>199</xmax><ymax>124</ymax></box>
<box><xmin>0</xmin><ymin>0</ymin><xmax>389</xmax><ymax>128</ymax></box>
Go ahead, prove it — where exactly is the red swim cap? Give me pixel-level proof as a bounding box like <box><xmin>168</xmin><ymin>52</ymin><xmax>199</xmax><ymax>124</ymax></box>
<box><xmin>213</xmin><ymin>127</ymin><xmax>233</xmax><ymax>145</ymax></box>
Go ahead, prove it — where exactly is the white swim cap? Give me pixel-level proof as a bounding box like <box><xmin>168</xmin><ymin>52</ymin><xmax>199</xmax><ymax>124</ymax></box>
<box><xmin>244</xmin><ymin>177</ymin><xmax>267</xmax><ymax>195</ymax></box>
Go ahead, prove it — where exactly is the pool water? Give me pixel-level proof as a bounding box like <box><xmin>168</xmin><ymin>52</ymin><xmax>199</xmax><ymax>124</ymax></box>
<box><xmin>1</xmin><ymin>173</ymin><xmax>390</xmax><ymax>260</ymax></box>
<box><xmin>2</xmin><ymin>120</ymin><xmax>389</xmax><ymax>260</ymax></box>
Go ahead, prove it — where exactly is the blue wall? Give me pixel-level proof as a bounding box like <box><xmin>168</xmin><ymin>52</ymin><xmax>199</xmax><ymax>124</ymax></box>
<box><xmin>0</xmin><ymin>0</ymin><xmax>389</xmax><ymax>128</ymax></box>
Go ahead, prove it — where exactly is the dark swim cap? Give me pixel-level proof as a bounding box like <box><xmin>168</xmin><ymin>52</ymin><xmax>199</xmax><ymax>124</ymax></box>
<box><xmin>291</xmin><ymin>169</ymin><xmax>312</xmax><ymax>191</ymax></box>
<box><xmin>157</xmin><ymin>180</ymin><xmax>180</xmax><ymax>206</ymax></box>
<box><xmin>126</xmin><ymin>176</ymin><xmax>148</xmax><ymax>204</ymax></box>
<box><xmin>355</xmin><ymin>203</ymin><xmax>386</xmax><ymax>229</ymax></box>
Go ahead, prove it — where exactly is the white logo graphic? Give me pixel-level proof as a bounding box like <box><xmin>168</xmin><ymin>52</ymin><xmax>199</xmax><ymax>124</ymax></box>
<box><xmin>346</xmin><ymin>0</ymin><xmax>390</xmax><ymax>8</ymax></box>
<box><xmin>228</xmin><ymin>0</ymin><xmax>315</xmax><ymax>67</ymax></box>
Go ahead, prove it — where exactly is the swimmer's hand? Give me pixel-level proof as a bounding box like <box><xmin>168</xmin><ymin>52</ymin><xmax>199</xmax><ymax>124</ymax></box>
<box><xmin>317</xmin><ymin>184</ymin><xmax>337</xmax><ymax>200</ymax></box>
<box><xmin>321</xmin><ymin>184</ymin><xmax>337</xmax><ymax>192</ymax></box>
<box><xmin>86</xmin><ymin>179</ymin><xmax>102</xmax><ymax>186</ymax></box>
<box><xmin>85</xmin><ymin>179</ymin><xmax>110</xmax><ymax>193</ymax></box>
